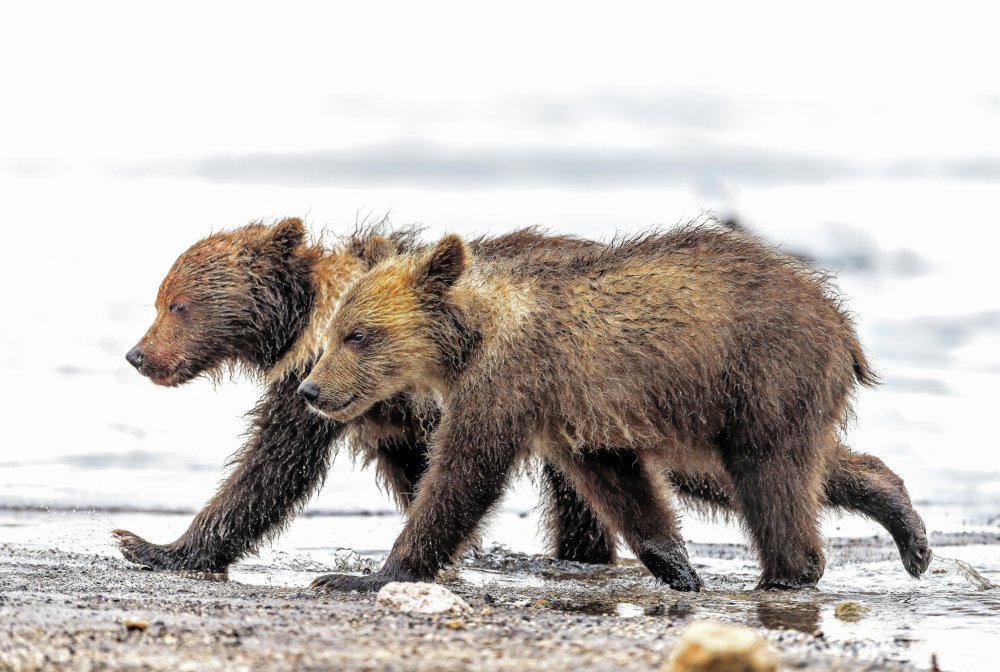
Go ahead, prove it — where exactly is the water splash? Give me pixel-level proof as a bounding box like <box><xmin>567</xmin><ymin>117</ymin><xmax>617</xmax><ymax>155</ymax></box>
<box><xmin>934</xmin><ymin>555</ymin><xmax>997</xmax><ymax>591</ymax></box>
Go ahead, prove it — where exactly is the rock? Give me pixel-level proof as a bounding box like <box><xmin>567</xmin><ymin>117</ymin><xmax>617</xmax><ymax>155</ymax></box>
<box><xmin>834</xmin><ymin>601</ymin><xmax>871</xmax><ymax>621</ymax></box>
<box><xmin>444</xmin><ymin>619</ymin><xmax>466</xmax><ymax>630</ymax></box>
<box><xmin>665</xmin><ymin>621</ymin><xmax>778</xmax><ymax>672</ymax></box>
<box><xmin>376</xmin><ymin>582</ymin><xmax>471</xmax><ymax>616</ymax></box>
<box><xmin>123</xmin><ymin>617</ymin><xmax>148</xmax><ymax>633</ymax></box>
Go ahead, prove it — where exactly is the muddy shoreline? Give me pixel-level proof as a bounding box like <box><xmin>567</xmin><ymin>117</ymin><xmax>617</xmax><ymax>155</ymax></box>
<box><xmin>4</xmin><ymin>533</ymin><xmax>995</xmax><ymax>672</ymax></box>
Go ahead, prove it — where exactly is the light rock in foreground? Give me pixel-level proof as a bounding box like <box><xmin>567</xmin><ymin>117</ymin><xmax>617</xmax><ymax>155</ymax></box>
<box><xmin>665</xmin><ymin>621</ymin><xmax>778</xmax><ymax>672</ymax></box>
<box><xmin>376</xmin><ymin>582</ymin><xmax>472</xmax><ymax>615</ymax></box>
<box><xmin>834</xmin><ymin>600</ymin><xmax>871</xmax><ymax>621</ymax></box>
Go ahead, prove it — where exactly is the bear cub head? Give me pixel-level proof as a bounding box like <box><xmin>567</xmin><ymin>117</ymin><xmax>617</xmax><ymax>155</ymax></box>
<box><xmin>126</xmin><ymin>217</ymin><xmax>312</xmax><ymax>386</ymax></box>
<box><xmin>300</xmin><ymin>233</ymin><xmax>470</xmax><ymax>421</ymax></box>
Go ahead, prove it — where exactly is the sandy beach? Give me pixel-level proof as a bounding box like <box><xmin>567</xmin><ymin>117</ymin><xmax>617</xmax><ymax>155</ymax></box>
<box><xmin>2</xmin><ymin>510</ymin><xmax>997</xmax><ymax>672</ymax></box>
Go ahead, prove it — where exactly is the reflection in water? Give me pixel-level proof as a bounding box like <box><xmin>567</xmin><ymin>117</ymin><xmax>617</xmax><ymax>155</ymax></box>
<box><xmin>175</xmin><ymin>569</ymin><xmax>229</xmax><ymax>582</ymax></box>
<box><xmin>546</xmin><ymin>601</ymin><xmax>673</xmax><ymax>618</ymax></box>
<box><xmin>548</xmin><ymin>600</ymin><xmax>617</xmax><ymax>616</ymax></box>
<box><xmin>667</xmin><ymin>599</ymin><xmax>694</xmax><ymax>617</ymax></box>
<box><xmin>756</xmin><ymin>600</ymin><xmax>821</xmax><ymax>633</ymax></box>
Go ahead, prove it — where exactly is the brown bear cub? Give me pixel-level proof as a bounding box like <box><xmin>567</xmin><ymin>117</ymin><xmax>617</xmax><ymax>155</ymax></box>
<box><xmin>302</xmin><ymin>224</ymin><xmax>929</xmax><ymax>592</ymax></box>
<box><xmin>115</xmin><ymin>218</ymin><xmax>618</xmax><ymax>571</ymax></box>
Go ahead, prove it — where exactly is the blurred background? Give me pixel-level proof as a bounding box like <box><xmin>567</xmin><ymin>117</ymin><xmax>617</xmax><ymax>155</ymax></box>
<box><xmin>1</xmin><ymin>1</ymin><xmax>998</xmax><ymax>551</ymax></box>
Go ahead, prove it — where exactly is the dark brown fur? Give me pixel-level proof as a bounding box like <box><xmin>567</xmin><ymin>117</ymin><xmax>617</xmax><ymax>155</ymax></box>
<box><xmin>303</xmin><ymin>224</ymin><xmax>929</xmax><ymax>592</ymax></box>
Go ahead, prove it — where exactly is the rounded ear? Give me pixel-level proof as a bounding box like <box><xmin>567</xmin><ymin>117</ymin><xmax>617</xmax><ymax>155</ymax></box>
<box><xmin>417</xmin><ymin>233</ymin><xmax>469</xmax><ymax>294</ymax></box>
<box><xmin>360</xmin><ymin>235</ymin><xmax>395</xmax><ymax>270</ymax></box>
<box><xmin>271</xmin><ymin>217</ymin><xmax>307</xmax><ymax>253</ymax></box>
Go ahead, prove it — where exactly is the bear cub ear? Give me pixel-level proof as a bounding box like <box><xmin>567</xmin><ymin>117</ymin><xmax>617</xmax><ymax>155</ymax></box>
<box><xmin>271</xmin><ymin>217</ymin><xmax>307</xmax><ymax>253</ymax></box>
<box><xmin>417</xmin><ymin>233</ymin><xmax>470</xmax><ymax>295</ymax></box>
<box><xmin>360</xmin><ymin>235</ymin><xmax>396</xmax><ymax>270</ymax></box>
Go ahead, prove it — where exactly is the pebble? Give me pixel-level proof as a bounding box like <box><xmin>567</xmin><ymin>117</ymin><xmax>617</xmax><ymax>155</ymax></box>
<box><xmin>123</xmin><ymin>618</ymin><xmax>148</xmax><ymax>633</ymax></box>
<box><xmin>664</xmin><ymin>621</ymin><xmax>778</xmax><ymax>672</ymax></box>
<box><xmin>376</xmin><ymin>582</ymin><xmax>472</xmax><ymax>616</ymax></box>
<box><xmin>834</xmin><ymin>601</ymin><xmax>871</xmax><ymax>622</ymax></box>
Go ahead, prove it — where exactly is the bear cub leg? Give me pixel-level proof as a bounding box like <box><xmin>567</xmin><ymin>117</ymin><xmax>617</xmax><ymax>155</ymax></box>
<box><xmin>722</xmin><ymin>438</ymin><xmax>827</xmax><ymax>590</ymax></box>
<box><xmin>550</xmin><ymin>447</ymin><xmax>703</xmax><ymax>592</ymax></box>
<box><xmin>824</xmin><ymin>447</ymin><xmax>931</xmax><ymax>577</ymax></box>
<box><xmin>311</xmin><ymin>413</ymin><xmax>527</xmax><ymax>592</ymax></box>
<box><xmin>540</xmin><ymin>462</ymin><xmax>618</xmax><ymax>564</ymax></box>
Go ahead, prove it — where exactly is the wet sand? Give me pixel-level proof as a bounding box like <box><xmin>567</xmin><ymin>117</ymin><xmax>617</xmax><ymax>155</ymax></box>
<box><xmin>2</xmin><ymin>528</ymin><xmax>997</xmax><ymax>672</ymax></box>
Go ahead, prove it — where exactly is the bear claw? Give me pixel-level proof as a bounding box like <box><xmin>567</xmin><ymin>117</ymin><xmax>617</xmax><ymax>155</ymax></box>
<box><xmin>113</xmin><ymin>529</ymin><xmax>192</xmax><ymax>571</ymax></box>
<box><xmin>897</xmin><ymin>517</ymin><xmax>932</xmax><ymax>578</ymax></box>
<box><xmin>113</xmin><ymin>529</ymin><xmax>161</xmax><ymax>567</ymax></box>
<box><xmin>311</xmin><ymin>572</ymin><xmax>396</xmax><ymax>593</ymax></box>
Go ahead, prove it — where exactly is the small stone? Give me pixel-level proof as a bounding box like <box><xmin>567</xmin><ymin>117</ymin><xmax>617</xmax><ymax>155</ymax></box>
<box><xmin>834</xmin><ymin>601</ymin><xmax>871</xmax><ymax>622</ymax></box>
<box><xmin>444</xmin><ymin>618</ymin><xmax>466</xmax><ymax>630</ymax></box>
<box><xmin>665</xmin><ymin>621</ymin><xmax>778</xmax><ymax>672</ymax></box>
<box><xmin>123</xmin><ymin>618</ymin><xmax>148</xmax><ymax>633</ymax></box>
<box><xmin>376</xmin><ymin>582</ymin><xmax>472</xmax><ymax>615</ymax></box>
<box><xmin>480</xmin><ymin>607</ymin><xmax>493</xmax><ymax>616</ymax></box>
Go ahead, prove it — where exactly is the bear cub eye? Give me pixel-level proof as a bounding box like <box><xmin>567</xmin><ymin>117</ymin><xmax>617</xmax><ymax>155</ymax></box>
<box><xmin>169</xmin><ymin>302</ymin><xmax>189</xmax><ymax>315</ymax></box>
<box><xmin>345</xmin><ymin>330</ymin><xmax>368</xmax><ymax>346</ymax></box>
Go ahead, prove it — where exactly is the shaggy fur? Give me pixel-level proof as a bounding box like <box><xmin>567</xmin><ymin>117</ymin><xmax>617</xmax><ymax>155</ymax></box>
<box><xmin>115</xmin><ymin>218</ymin><xmax>616</xmax><ymax>570</ymax></box>
<box><xmin>303</xmin><ymin>224</ymin><xmax>929</xmax><ymax>592</ymax></box>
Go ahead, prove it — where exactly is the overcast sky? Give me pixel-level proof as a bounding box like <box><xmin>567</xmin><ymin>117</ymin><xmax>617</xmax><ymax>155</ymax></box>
<box><xmin>3</xmin><ymin>2</ymin><xmax>998</xmax><ymax>179</ymax></box>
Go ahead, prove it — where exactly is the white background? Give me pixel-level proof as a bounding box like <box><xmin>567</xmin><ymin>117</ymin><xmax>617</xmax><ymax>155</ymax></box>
<box><xmin>1</xmin><ymin>1</ymin><xmax>998</xmax><ymax>528</ymax></box>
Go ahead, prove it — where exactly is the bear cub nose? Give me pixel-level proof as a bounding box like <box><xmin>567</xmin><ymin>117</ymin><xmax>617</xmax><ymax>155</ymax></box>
<box><xmin>297</xmin><ymin>380</ymin><xmax>320</xmax><ymax>402</ymax></box>
<box><xmin>125</xmin><ymin>347</ymin><xmax>144</xmax><ymax>370</ymax></box>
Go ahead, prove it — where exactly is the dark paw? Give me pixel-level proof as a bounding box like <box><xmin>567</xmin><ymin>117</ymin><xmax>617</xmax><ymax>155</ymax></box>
<box><xmin>755</xmin><ymin>572</ymin><xmax>821</xmax><ymax>590</ymax></box>
<box><xmin>112</xmin><ymin>529</ymin><xmax>222</xmax><ymax>573</ymax></box>
<box><xmin>113</xmin><ymin>529</ymin><xmax>178</xmax><ymax>569</ymax></box>
<box><xmin>310</xmin><ymin>572</ymin><xmax>396</xmax><ymax>592</ymax></box>
<box><xmin>638</xmin><ymin>542</ymin><xmax>704</xmax><ymax>592</ymax></box>
<box><xmin>311</xmin><ymin>562</ymin><xmax>425</xmax><ymax>593</ymax></box>
<box><xmin>755</xmin><ymin>579</ymin><xmax>817</xmax><ymax>591</ymax></box>
<box><xmin>898</xmin><ymin>517</ymin><xmax>932</xmax><ymax>578</ymax></box>
<box><xmin>667</xmin><ymin>569</ymin><xmax>704</xmax><ymax>592</ymax></box>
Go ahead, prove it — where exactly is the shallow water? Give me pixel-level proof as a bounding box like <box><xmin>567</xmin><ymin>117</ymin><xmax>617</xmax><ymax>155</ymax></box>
<box><xmin>3</xmin><ymin>506</ymin><xmax>997</xmax><ymax>671</ymax></box>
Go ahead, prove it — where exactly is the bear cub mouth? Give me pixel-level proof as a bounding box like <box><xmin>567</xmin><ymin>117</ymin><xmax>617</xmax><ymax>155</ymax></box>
<box><xmin>309</xmin><ymin>393</ymin><xmax>357</xmax><ymax>416</ymax></box>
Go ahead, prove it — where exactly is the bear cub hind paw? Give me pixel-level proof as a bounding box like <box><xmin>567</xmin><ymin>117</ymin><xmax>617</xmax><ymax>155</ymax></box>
<box><xmin>311</xmin><ymin>572</ymin><xmax>395</xmax><ymax>593</ymax></box>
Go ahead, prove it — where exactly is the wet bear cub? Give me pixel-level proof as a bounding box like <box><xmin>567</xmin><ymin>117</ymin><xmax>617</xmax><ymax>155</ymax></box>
<box><xmin>302</xmin><ymin>225</ymin><xmax>922</xmax><ymax>592</ymax></box>
<box><xmin>115</xmin><ymin>218</ymin><xmax>619</xmax><ymax>572</ymax></box>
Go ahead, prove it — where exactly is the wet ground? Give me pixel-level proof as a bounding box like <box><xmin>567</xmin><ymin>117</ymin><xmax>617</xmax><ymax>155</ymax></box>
<box><xmin>1</xmin><ymin>509</ymin><xmax>997</xmax><ymax>671</ymax></box>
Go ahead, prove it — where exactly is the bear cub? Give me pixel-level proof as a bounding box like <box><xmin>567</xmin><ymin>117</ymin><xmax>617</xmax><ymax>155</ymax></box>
<box><xmin>301</xmin><ymin>224</ymin><xmax>927</xmax><ymax>592</ymax></box>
